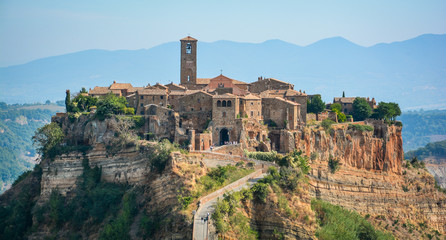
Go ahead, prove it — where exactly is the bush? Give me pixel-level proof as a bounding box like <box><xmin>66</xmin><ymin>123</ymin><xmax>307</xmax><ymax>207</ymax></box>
<box><xmin>123</xmin><ymin>107</ymin><xmax>135</xmax><ymax>115</ymax></box>
<box><xmin>348</xmin><ymin>124</ymin><xmax>374</xmax><ymax>132</ymax></box>
<box><xmin>311</xmin><ymin>199</ymin><xmax>394</xmax><ymax>240</ymax></box>
<box><xmin>328</xmin><ymin>155</ymin><xmax>340</xmax><ymax>174</ymax></box>
<box><xmin>244</xmin><ymin>150</ymin><xmax>281</xmax><ymax>162</ymax></box>
<box><xmin>251</xmin><ymin>182</ymin><xmax>270</xmax><ymax>203</ymax></box>
<box><xmin>32</xmin><ymin>122</ymin><xmax>65</xmax><ymax>159</ymax></box>
<box><xmin>95</xmin><ymin>93</ymin><xmax>128</xmax><ymax>120</ymax></box>
<box><xmin>321</xmin><ymin>119</ymin><xmax>335</xmax><ymax>132</ymax></box>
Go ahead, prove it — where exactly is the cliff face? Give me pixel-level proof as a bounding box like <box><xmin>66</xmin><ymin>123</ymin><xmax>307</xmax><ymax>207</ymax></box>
<box><xmin>294</xmin><ymin>120</ymin><xmax>403</xmax><ymax>174</ymax></box>
<box><xmin>289</xmin><ymin>121</ymin><xmax>446</xmax><ymax>235</ymax></box>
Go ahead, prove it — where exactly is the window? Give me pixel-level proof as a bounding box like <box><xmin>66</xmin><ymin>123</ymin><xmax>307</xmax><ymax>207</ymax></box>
<box><xmin>152</xmin><ymin>96</ymin><xmax>155</xmax><ymax>101</ymax></box>
<box><xmin>251</xmin><ymin>102</ymin><xmax>253</xmax><ymax>105</ymax></box>
<box><xmin>200</xmin><ymin>107</ymin><xmax>202</xmax><ymax>111</ymax></box>
<box><xmin>140</xmin><ymin>103</ymin><xmax>143</xmax><ymax>107</ymax></box>
<box><xmin>258</xmin><ymin>111</ymin><xmax>260</xmax><ymax>116</ymax></box>
<box><xmin>251</xmin><ymin>111</ymin><xmax>253</xmax><ymax>117</ymax></box>
<box><xmin>140</xmin><ymin>111</ymin><xmax>144</xmax><ymax>115</ymax></box>
<box><xmin>222</xmin><ymin>100</ymin><xmax>227</xmax><ymax>107</ymax></box>
<box><xmin>217</xmin><ymin>100</ymin><xmax>221</xmax><ymax>107</ymax></box>
<box><xmin>198</xmin><ymin>98</ymin><xmax>200</xmax><ymax>103</ymax></box>
<box><xmin>222</xmin><ymin>112</ymin><xmax>226</xmax><ymax>117</ymax></box>
<box><xmin>227</xmin><ymin>100</ymin><xmax>231</xmax><ymax>107</ymax></box>
<box><xmin>191</xmin><ymin>108</ymin><xmax>194</xmax><ymax>111</ymax></box>
<box><xmin>186</xmin><ymin>43</ymin><xmax>192</xmax><ymax>54</ymax></box>
<box><xmin>187</xmin><ymin>76</ymin><xmax>190</xmax><ymax>82</ymax></box>
<box><xmin>291</xmin><ymin>98</ymin><xmax>295</xmax><ymax>101</ymax></box>
<box><xmin>140</xmin><ymin>96</ymin><xmax>144</xmax><ymax>99</ymax></box>
<box><xmin>160</xmin><ymin>95</ymin><xmax>164</xmax><ymax>99</ymax></box>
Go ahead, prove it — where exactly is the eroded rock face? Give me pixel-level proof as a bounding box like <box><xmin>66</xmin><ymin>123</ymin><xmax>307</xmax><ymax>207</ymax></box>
<box><xmin>307</xmin><ymin>162</ymin><xmax>446</xmax><ymax>234</ymax></box>
<box><xmin>39</xmin><ymin>145</ymin><xmax>150</xmax><ymax>202</ymax></box>
<box><xmin>294</xmin><ymin>120</ymin><xmax>403</xmax><ymax>174</ymax></box>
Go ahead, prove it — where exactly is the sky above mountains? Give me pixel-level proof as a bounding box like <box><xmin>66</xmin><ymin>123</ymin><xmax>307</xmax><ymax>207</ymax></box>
<box><xmin>1</xmin><ymin>0</ymin><xmax>446</xmax><ymax>67</ymax></box>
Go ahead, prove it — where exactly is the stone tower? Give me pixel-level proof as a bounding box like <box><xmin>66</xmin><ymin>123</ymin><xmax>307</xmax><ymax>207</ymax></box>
<box><xmin>180</xmin><ymin>36</ymin><xmax>198</xmax><ymax>85</ymax></box>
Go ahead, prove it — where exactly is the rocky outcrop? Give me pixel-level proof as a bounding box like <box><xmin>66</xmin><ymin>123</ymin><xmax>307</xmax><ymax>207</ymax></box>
<box><xmin>39</xmin><ymin>145</ymin><xmax>150</xmax><ymax>202</ymax></box>
<box><xmin>307</xmin><ymin>161</ymin><xmax>446</xmax><ymax>235</ymax></box>
<box><xmin>294</xmin><ymin>120</ymin><xmax>403</xmax><ymax>174</ymax></box>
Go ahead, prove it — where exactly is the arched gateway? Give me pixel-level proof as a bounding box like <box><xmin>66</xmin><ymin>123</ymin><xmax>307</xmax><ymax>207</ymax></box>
<box><xmin>219</xmin><ymin>128</ymin><xmax>229</xmax><ymax>145</ymax></box>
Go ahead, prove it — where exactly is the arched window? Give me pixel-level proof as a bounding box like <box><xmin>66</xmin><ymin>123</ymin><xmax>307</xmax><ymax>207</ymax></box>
<box><xmin>222</xmin><ymin>100</ymin><xmax>227</xmax><ymax>107</ymax></box>
<box><xmin>227</xmin><ymin>100</ymin><xmax>232</xmax><ymax>107</ymax></box>
<box><xmin>217</xmin><ymin>100</ymin><xmax>221</xmax><ymax>107</ymax></box>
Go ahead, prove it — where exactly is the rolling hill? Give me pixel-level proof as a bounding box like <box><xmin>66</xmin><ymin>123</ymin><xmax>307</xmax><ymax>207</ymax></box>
<box><xmin>0</xmin><ymin>34</ymin><xmax>445</xmax><ymax>110</ymax></box>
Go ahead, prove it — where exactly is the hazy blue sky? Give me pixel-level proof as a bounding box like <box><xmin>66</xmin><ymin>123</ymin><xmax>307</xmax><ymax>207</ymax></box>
<box><xmin>1</xmin><ymin>0</ymin><xmax>445</xmax><ymax>67</ymax></box>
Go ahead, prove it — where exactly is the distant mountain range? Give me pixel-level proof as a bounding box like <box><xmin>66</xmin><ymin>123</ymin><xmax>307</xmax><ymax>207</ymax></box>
<box><xmin>1</xmin><ymin>34</ymin><xmax>445</xmax><ymax>109</ymax></box>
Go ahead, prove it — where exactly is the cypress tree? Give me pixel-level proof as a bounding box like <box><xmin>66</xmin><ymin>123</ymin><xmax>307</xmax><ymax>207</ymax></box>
<box><xmin>65</xmin><ymin>90</ymin><xmax>71</xmax><ymax>112</ymax></box>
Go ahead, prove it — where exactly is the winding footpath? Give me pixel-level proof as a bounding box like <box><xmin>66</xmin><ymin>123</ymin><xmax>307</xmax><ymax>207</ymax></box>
<box><xmin>192</xmin><ymin>150</ymin><xmax>274</xmax><ymax>240</ymax></box>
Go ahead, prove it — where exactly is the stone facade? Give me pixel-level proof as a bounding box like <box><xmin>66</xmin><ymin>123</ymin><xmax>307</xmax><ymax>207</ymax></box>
<box><xmin>87</xmin><ymin>36</ymin><xmax>311</xmax><ymax>151</ymax></box>
<box><xmin>262</xmin><ymin>97</ymin><xmax>300</xmax><ymax>130</ymax></box>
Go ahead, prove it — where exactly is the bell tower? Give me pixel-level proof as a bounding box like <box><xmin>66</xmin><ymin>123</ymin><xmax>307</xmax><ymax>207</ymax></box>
<box><xmin>180</xmin><ymin>36</ymin><xmax>198</xmax><ymax>85</ymax></box>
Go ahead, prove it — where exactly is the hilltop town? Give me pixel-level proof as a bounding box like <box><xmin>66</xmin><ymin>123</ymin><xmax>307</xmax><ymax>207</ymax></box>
<box><xmin>84</xmin><ymin>36</ymin><xmax>378</xmax><ymax>153</ymax></box>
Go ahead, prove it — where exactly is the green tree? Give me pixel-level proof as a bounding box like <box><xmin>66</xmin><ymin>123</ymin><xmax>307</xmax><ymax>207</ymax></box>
<box><xmin>32</xmin><ymin>122</ymin><xmax>65</xmax><ymax>159</ymax></box>
<box><xmin>352</xmin><ymin>97</ymin><xmax>372</xmax><ymax>121</ymax></box>
<box><xmin>330</xmin><ymin>103</ymin><xmax>342</xmax><ymax>112</ymax></box>
<box><xmin>72</xmin><ymin>93</ymin><xmax>98</xmax><ymax>112</ymax></box>
<box><xmin>80</xmin><ymin>87</ymin><xmax>88</xmax><ymax>93</ymax></box>
<box><xmin>307</xmin><ymin>95</ymin><xmax>326</xmax><ymax>120</ymax></box>
<box><xmin>342</xmin><ymin>91</ymin><xmax>345</xmax><ymax>97</ymax></box>
<box><xmin>373</xmin><ymin>102</ymin><xmax>401</xmax><ymax>121</ymax></box>
<box><xmin>96</xmin><ymin>93</ymin><xmax>128</xmax><ymax>119</ymax></box>
<box><xmin>65</xmin><ymin>90</ymin><xmax>72</xmax><ymax>112</ymax></box>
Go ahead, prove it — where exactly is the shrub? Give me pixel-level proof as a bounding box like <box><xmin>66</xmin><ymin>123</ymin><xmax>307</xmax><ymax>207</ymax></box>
<box><xmin>12</xmin><ymin>170</ymin><xmax>32</xmax><ymax>186</ymax></box>
<box><xmin>32</xmin><ymin>122</ymin><xmax>65</xmax><ymax>159</ymax></box>
<box><xmin>244</xmin><ymin>150</ymin><xmax>281</xmax><ymax>162</ymax></box>
<box><xmin>311</xmin><ymin>200</ymin><xmax>394</xmax><ymax>240</ymax></box>
<box><xmin>321</xmin><ymin>119</ymin><xmax>335</xmax><ymax>132</ymax></box>
<box><xmin>123</xmin><ymin>107</ymin><xmax>135</xmax><ymax>115</ymax></box>
<box><xmin>328</xmin><ymin>155</ymin><xmax>340</xmax><ymax>174</ymax></box>
<box><xmin>251</xmin><ymin>183</ymin><xmax>270</xmax><ymax>203</ymax></box>
<box><xmin>348</xmin><ymin>124</ymin><xmax>374</xmax><ymax>132</ymax></box>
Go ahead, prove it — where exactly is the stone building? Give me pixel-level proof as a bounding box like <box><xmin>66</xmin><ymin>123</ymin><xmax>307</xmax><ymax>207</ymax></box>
<box><xmin>333</xmin><ymin>97</ymin><xmax>377</xmax><ymax>115</ymax></box>
<box><xmin>87</xmin><ymin>36</ymin><xmax>311</xmax><ymax>152</ymax></box>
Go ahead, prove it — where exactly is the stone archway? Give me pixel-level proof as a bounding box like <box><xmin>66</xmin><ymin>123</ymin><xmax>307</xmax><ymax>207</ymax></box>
<box><xmin>219</xmin><ymin>128</ymin><xmax>229</xmax><ymax>145</ymax></box>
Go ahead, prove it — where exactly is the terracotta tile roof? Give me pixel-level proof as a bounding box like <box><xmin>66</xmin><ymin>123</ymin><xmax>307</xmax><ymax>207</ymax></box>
<box><xmin>165</xmin><ymin>83</ymin><xmax>186</xmax><ymax>90</ymax></box>
<box><xmin>264</xmin><ymin>97</ymin><xmax>299</xmax><ymax>106</ymax></box>
<box><xmin>109</xmin><ymin>81</ymin><xmax>133</xmax><ymax>90</ymax></box>
<box><xmin>212</xmin><ymin>93</ymin><xmax>237</xmax><ymax>99</ymax></box>
<box><xmin>128</xmin><ymin>87</ymin><xmax>144</xmax><ymax>93</ymax></box>
<box><xmin>243</xmin><ymin>93</ymin><xmax>261</xmax><ymax>100</ymax></box>
<box><xmin>196</xmin><ymin>78</ymin><xmax>211</xmax><ymax>85</ymax></box>
<box><xmin>137</xmin><ymin>88</ymin><xmax>167</xmax><ymax>95</ymax></box>
<box><xmin>333</xmin><ymin>97</ymin><xmax>356</xmax><ymax>104</ymax></box>
<box><xmin>153</xmin><ymin>83</ymin><xmax>168</xmax><ymax>89</ymax></box>
<box><xmin>180</xmin><ymin>90</ymin><xmax>213</xmax><ymax>98</ymax></box>
<box><xmin>285</xmin><ymin>89</ymin><xmax>307</xmax><ymax>97</ymax></box>
<box><xmin>180</xmin><ymin>36</ymin><xmax>198</xmax><ymax>41</ymax></box>
<box><xmin>209</xmin><ymin>74</ymin><xmax>248</xmax><ymax>85</ymax></box>
<box><xmin>89</xmin><ymin>87</ymin><xmax>114</xmax><ymax>95</ymax></box>
<box><xmin>169</xmin><ymin>90</ymin><xmax>188</xmax><ymax>96</ymax></box>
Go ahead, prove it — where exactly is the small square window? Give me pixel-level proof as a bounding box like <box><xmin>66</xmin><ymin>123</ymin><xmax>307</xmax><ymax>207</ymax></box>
<box><xmin>160</xmin><ymin>95</ymin><xmax>164</xmax><ymax>99</ymax></box>
<box><xmin>140</xmin><ymin>96</ymin><xmax>144</xmax><ymax>99</ymax></box>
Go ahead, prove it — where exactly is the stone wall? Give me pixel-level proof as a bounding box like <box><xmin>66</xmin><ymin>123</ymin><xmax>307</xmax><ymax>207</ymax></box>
<box><xmin>145</xmin><ymin>104</ymin><xmax>178</xmax><ymax>141</ymax></box>
<box><xmin>178</xmin><ymin>91</ymin><xmax>213</xmax><ymax>112</ymax></box>
<box><xmin>262</xmin><ymin>97</ymin><xmax>299</xmax><ymax>130</ymax></box>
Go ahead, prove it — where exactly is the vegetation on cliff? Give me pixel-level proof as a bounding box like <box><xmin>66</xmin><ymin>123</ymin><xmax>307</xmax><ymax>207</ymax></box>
<box><xmin>312</xmin><ymin>200</ymin><xmax>394</xmax><ymax>240</ymax></box>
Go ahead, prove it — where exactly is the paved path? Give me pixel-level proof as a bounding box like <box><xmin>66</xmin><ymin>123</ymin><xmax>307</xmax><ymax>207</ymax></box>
<box><xmin>193</xmin><ymin>172</ymin><xmax>267</xmax><ymax>240</ymax></box>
